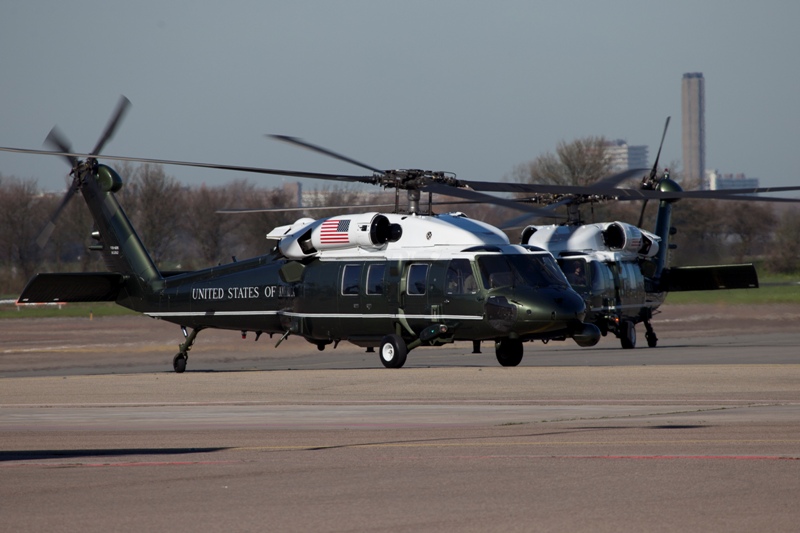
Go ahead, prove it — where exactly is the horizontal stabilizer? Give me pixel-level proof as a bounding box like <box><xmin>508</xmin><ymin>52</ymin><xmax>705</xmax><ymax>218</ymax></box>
<box><xmin>18</xmin><ymin>273</ymin><xmax>126</xmax><ymax>303</ymax></box>
<box><xmin>661</xmin><ymin>264</ymin><xmax>758</xmax><ymax>292</ymax></box>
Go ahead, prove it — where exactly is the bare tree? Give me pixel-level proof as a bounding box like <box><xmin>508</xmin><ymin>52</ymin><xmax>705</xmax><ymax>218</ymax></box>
<box><xmin>724</xmin><ymin>201</ymin><xmax>776</xmax><ymax>263</ymax></box>
<box><xmin>117</xmin><ymin>163</ymin><xmax>184</xmax><ymax>266</ymax></box>
<box><xmin>228</xmin><ymin>183</ymin><xmax>295</xmax><ymax>260</ymax></box>
<box><xmin>669</xmin><ymin>199</ymin><xmax>726</xmax><ymax>265</ymax></box>
<box><xmin>511</xmin><ymin>136</ymin><xmax>612</xmax><ymax>187</ymax></box>
<box><xmin>182</xmin><ymin>182</ymin><xmax>239</xmax><ymax>268</ymax></box>
<box><xmin>768</xmin><ymin>207</ymin><xmax>800</xmax><ymax>273</ymax></box>
<box><xmin>0</xmin><ymin>176</ymin><xmax>47</xmax><ymax>291</ymax></box>
<box><xmin>49</xmin><ymin>186</ymin><xmax>99</xmax><ymax>271</ymax></box>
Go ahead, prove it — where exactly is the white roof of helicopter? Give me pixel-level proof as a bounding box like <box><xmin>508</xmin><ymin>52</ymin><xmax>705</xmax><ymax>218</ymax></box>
<box><xmin>269</xmin><ymin>212</ymin><xmax>547</xmax><ymax>261</ymax></box>
<box><xmin>525</xmin><ymin>221</ymin><xmax>661</xmax><ymax>261</ymax></box>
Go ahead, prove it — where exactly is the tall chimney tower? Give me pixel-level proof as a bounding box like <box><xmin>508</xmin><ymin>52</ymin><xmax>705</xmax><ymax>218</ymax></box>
<box><xmin>681</xmin><ymin>72</ymin><xmax>706</xmax><ymax>188</ymax></box>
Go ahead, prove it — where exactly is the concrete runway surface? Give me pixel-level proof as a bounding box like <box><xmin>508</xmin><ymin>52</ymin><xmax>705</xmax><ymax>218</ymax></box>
<box><xmin>1</xmin><ymin>304</ymin><xmax>800</xmax><ymax>532</ymax></box>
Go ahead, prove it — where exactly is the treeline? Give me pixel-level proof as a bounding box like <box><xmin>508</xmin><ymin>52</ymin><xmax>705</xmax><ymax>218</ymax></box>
<box><xmin>0</xmin><ymin>165</ymin><xmax>381</xmax><ymax>294</ymax></box>
<box><xmin>2</xmin><ymin>164</ymin><xmax>800</xmax><ymax>295</ymax></box>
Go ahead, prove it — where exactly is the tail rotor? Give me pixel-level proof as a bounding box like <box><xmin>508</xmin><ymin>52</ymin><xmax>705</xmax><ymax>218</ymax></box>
<box><xmin>35</xmin><ymin>96</ymin><xmax>131</xmax><ymax>248</ymax></box>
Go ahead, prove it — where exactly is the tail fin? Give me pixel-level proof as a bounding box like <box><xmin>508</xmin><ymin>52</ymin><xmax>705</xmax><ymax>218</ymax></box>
<box><xmin>651</xmin><ymin>174</ymin><xmax>683</xmax><ymax>282</ymax></box>
<box><xmin>652</xmin><ymin>199</ymin><xmax>674</xmax><ymax>281</ymax></box>
<box><xmin>80</xmin><ymin>163</ymin><xmax>163</xmax><ymax>291</ymax></box>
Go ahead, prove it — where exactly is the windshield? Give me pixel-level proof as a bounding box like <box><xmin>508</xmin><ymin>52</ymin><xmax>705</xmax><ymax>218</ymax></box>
<box><xmin>477</xmin><ymin>253</ymin><xmax>569</xmax><ymax>290</ymax></box>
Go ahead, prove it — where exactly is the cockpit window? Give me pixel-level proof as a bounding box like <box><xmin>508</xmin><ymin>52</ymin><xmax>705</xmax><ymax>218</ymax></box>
<box><xmin>560</xmin><ymin>258</ymin><xmax>588</xmax><ymax>288</ymax></box>
<box><xmin>446</xmin><ymin>259</ymin><xmax>478</xmax><ymax>294</ymax></box>
<box><xmin>477</xmin><ymin>254</ymin><xmax>569</xmax><ymax>290</ymax></box>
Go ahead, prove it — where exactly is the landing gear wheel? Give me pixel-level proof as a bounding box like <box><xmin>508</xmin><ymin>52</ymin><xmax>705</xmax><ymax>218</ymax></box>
<box><xmin>379</xmin><ymin>334</ymin><xmax>407</xmax><ymax>369</ymax></box>
<box><xmin>495</xmin><ymin>339</ymin><xmax>524</xmax><ymax>367</ymax></box>
<box><xmin>646</xmin><ymin>330</ymin><xmax>658</xmax><ymax>348</ymax></box>
<box><xmin>620</xmin><ymin>320</ymin><xmax>636</xmax><ymax>349</ymax></box>
<box><xmin>173</xmin><ymin>353</ymin><xmax>187</xmax><ymax>373</ymax></box>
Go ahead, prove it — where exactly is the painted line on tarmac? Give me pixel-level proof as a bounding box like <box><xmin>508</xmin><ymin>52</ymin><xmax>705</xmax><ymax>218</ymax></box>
<box><xmin>1</xmin><ymin>460</ymin><xmax>242</xmax><ymax>468</ymax></box>
<box><xmin>231</xmin><ymin>438</ymin><xmax>800</xmax><ymax>452</ymax></box>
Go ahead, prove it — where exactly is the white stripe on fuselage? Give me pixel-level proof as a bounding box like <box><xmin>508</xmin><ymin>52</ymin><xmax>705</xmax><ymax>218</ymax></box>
<box><xmin>145</xmin><ymin>310</ymin><xmax>484</xmax><ymax>321</ymax></box>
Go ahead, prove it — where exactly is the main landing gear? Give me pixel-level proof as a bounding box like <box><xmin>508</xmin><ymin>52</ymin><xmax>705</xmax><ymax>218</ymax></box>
<box><xmin>617</xmin><ymin>319</ymin><xmax>658</xmax><ymax>349</ymax></box>
<box><xmin>378</xmin><ymin>324</ymin><xmax>451</xmax><ymax>369</ymax></box>
<box><xmin>619</xmin><ymin>320</ymin><xmax>636</xmax><ymax>349</ymax></box>
<box><xmin>173</xmin><ymin>326</ymin><xmax>203</xmax><ymax>373</ymax></box>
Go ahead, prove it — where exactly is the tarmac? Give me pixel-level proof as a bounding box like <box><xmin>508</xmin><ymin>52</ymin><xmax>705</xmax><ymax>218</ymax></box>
<box><xmin>1</xmin><ymin>303</ymin><xmax>799</xmax><ymax>532</ymax></box>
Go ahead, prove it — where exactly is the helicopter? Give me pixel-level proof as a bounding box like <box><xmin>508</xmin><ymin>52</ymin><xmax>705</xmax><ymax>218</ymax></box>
<box><xmin>1</xmin><ymin>97</ymin><xmax>605</xmax><ymax>372</ymax></box>
<box><xmin>3</xmin><ymin>101</ymin><xmax>799</xmax><ymax>371</ymax></box>
<box><xmin>502</xmin><ymin>118</ymin><xmax>800</xmax><ymax>349</ymax></box>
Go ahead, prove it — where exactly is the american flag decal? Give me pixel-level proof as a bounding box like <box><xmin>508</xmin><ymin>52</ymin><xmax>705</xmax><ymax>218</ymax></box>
<box><xmin>319</xmin><ymin>219</ymin><xmax>351</xmax><ymax>244</ymax></box>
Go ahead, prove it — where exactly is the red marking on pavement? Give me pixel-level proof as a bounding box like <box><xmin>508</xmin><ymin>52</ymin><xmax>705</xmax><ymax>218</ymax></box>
<box><xmin>561</xmin><ymin>455</ymin><xmax>800</xmax><ymax>461</ymax></box>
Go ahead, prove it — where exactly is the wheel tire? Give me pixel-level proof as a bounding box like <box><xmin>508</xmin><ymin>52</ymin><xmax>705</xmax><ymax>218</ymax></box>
<box><xmin>495</xmin><ymin>338</ymin><xmax>524</xmax><ymax>367</ymax></box>
<box><xmin>380</xmin><ymin>334</ymin><xmax>408</xmax><ymax>369</ymax></box>
<box><xmin>173</xmin><ymin>353</ymin><xmax>187</xmax><ymax>373</ymax></box>
<box><xmin>620</xmin><ymin>320</ymin><xmax>636</xmax><ymax>349</ymax></box>
<box><xmin>646</xmin><ymin>330</ymin><xmax>658</xmax><ymax>348</ymax></box>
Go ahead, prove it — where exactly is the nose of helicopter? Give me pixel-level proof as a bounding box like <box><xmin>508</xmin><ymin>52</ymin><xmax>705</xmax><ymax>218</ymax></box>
<box><xmin>485</xmin><ymin>286</ymin><xmax>587</xmax><ymax>336</ymax></box>
<box><xmin>529</xmin><ymin>287</ymin><xmax>587</xmax><ymax>324</ymax></box>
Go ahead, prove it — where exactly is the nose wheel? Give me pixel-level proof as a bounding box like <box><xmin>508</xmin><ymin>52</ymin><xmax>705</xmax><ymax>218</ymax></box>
<box><xmin>495</xmin><ymin>338</ymin><xmax>523</xmax><ymax>366</ymax></box>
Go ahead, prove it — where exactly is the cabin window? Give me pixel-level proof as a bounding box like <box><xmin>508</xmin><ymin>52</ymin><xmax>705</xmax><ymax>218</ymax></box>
<box><xmin>407</xmin><ymin>264</ymin><xmax>428</xmax><ymax>295</ymax></box>
<box><xmin>478</xmin><ymin>254</ymin><xmax>569</xmax><ymax>289</ymax></box>
<box><xmin>341</xmin><ymin>264</ymin><xmax>361</xmax><ymax>296</ymax></box>
<box><xmin>446</xmin><ymin>259</ymin><xmax>478</xmax><ymax>294</ymax></box>
<box><xmin>366</xmin><ymin>263</ymin><xmax>385</xmax><ymax>295</ymax></box>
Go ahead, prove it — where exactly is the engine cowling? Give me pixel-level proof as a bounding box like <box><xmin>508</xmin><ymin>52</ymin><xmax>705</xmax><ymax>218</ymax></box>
<box><xmin>310</xmin><ymin>214</ymin><xmax>401</xmax><ymax>250</ymax></box>
<box><xmin>274</xmin><ymin>213</ymin><xmax>402</xmax><ymax>259</ymax></box>
<box><xmin>602</xmin><ymin>222</ymin><xmax>660</xmax><ymax>258</ymax></box>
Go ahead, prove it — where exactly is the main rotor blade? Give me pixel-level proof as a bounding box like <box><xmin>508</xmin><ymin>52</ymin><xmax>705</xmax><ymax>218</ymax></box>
<box><xmin>91</xmin><ymin>95</ymin><xmax>131</xmax><ymax>156</ymax></box>
<box><xmin>0</xmin><ymin>145</ymin><xmax>378</xmax><ymax>184</ymax></box>
<box><xmin>461</xmin><ymin>178</ymin><xmax>800</xmax><ymax>201</ymax></box>
<box><xmin>36</xmin><ymin>182</ymin><xmax>78</xmax><ymax>248</ymax></box>
<box><xmin>649</xmin><ymin>116</ymin><xmax>670</xmax><ymax>180</ymax></box>
<box><xmin>421</xmin><ymin>183</ymin><xmax>566</xmax><ymax>218</ymax></box>
<box><xmin>591</xmin><ymin>168</ymin><xmax>650</xmax><ymax>188</ymax></box>
<box><xmin>499</xmin><ymin>197</ymin><xmax>573</xmax><ymax>230</ymax></box>
<box><xmin>218</xmin><ymin>203</ymin><xmax>397</xmax><ymax>214</ymax></box>
<box><xmin>218</xmin><ymin>199</ymin><xmax>480</xmax><ymax>215</ymax></box>
<box><xmin>44</xmin><ymin>126</ymin><xmax>78</xmax><ymax>167</ymax></box>
<box><xmin>636</xmin><ymin>199</ymin><xmax>649</xmax><ymax>228</ymax></box>
<box><xmin>4</xmin><ymin>142</ymin><xmax>799</xmax><ymax>204</ymax></box>
<box><xmin>608</xmin><ymin>192</ymin><xmax>800</xmax><ymax>203</ymax></box>
<box><xmin>268</xmin><ymin>135</ymin><xmax>384</xmax><ymax>174</ymax></box>
<box><xmin>675</xmin><ymin>185</ymin><xmax>800</xmax><ymax>196</ymax></box>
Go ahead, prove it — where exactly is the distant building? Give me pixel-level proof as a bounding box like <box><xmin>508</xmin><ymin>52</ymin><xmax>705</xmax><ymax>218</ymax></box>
<box><xmin>605</xmin><ymin>140</ymin><xmax>649</xmax><ymax>172</ymax></box>
<box><xmin>705</xmin><ymin>170</ymin><xmax>760</xmax><ymax>191</ymax></box>
<box><xmin>682</xmin><ymin>72</ymin><xmax>706</xmax><ymax>188</ymax></box>
<box><xmin>282</xmin><ymin>182</ymin><xmax>303</xmax><ymax>206</ymax></box>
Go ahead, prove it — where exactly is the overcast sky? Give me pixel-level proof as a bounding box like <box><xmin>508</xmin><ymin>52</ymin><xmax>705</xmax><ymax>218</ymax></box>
<box><xmin>1</xmin><ymin>1</ymin><xmax>798</xmax><ymax>193</ymax></box>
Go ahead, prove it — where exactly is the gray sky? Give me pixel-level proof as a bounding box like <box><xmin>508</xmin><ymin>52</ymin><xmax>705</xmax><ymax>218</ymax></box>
<box><xmin>1</xmin><ymin>0</ymin><xmax>798</xmax><ymax>193</ymax></box>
